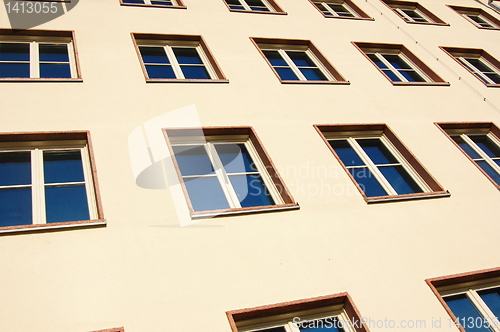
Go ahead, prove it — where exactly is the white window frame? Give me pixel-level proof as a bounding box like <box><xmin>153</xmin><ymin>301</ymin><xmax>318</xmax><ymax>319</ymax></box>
<box><xmin>227</xmin><ymin>0</ymin><xmax>275</xmax><ymax>12</ymax></box>
<box><xmin>463</xmin><ymin>12</ymin><xmax>499</xmax><ymax>28</ymax></box>
<box><xmin>393</xmin><ymin>6</ymin><xmax>431</xmax><ymax>23</ymax></box>
<box><xmin>130</xmin><ymin>0</ymin><xmax>179</xmax><ymax>5</ymax></box>
<box><xmin>0</xmin><ymin>36</ymin><xmax>77</xmax><ymax>79</ymax></box>
<box><xmin>170</xmin><ymin>135</ymin><xmax>284</xmax><ymax>211</ymax></box>
<box><xmin>261</xmin><ymin>45</ymin><xmax>335</xmax><ymax>81</ymax></box>
<box><xmin>0</xmin><ymin>140</ymin><xmax>98</xmax><ymax>225</ymax></box>
<box><xmin>326</xmin><ymin>133</ymin><xmax>431</xmax><ymax>196</ymax></box>
<box><xmin>456</xmin><ymin>56</ymin><xmax>500</xmax><ymax>85</ymax></box>
<box><xmin>313</xmin><ymin>1</ymin><xmax>358</xmax><ymax>17</ymax></box>
<box><xmin>439</xmin><ymin>279</ymin><xmax>500</xmax><ymax>332</ymax></box>
<box><xmin>452</xmin><ymin>131</ymin><xmax>500</xmax><ymax>179</ymax></box>
<box><xmin>367</xmin><ymin>51</ymin><xmax>430</xmax><ymax>83</ymax></box>
<box><xmin>137</xmin><ymin>40</ymin><xmax>217</xmax><ymax>80</ymax></box>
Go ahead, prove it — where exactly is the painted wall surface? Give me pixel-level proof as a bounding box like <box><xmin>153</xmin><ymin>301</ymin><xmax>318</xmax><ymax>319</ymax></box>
<box><xmin>0</xmin><ymin>0</ymin><xmax>499</xmax><ymax>331</ymax></box>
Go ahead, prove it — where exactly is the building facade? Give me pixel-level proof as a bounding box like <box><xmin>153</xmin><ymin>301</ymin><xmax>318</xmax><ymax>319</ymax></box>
<box><xmin>1</xmin><ymin>0</ymin><xmax>500</xmax><ymax>331</ymax></box>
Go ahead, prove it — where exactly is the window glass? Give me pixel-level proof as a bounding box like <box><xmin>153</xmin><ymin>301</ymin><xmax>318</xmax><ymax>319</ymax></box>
<box><xmin>184</xmin><ymin>177</ymin><xmax>230</xmax><ymax>211</ymax></box>
<box><xmin>0</xmin><ymin>151</ymin><xmax>31</xmax><ymax>186</ymax></box>
<box><xmin>43</xmin><ymin>150</ymin><xmax>85</xmax><ymax>184</ymax></box>
<box><xmin>215</xmin><ymin>144</ymin><xmax>257</xmax><ymax>173</ymax></box>
<box><xmin>478</xmin><ymin>288</ymin><xmax>500</xmax><ymax>318</ymax></box>
<box><xmin>444</xmin><ymin>295</ymin><xmax>491</xmax><ymax>332</ymax></box>
<box><xmin>229</xmin><ymin>174</ymin><xmax>274</xmax><ymax>207</ymax></box>
<box><xmin>0</xmin><ymin>187</ymin><xmax>32</xmax><ymax>227</ymax></box>
<box><xmin>172</xmin><ymin>145</ymin><xmax>215</xmax><ymax>176</ymax></box>
<box><xmin>45</xmin><ymin>185</ymin><xmax>90</xmax><ymax>223</ymax></box>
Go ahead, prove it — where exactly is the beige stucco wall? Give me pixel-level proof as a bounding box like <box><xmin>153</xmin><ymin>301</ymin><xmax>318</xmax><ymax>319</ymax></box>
<box><xmin>0</xmin><ymin>0</ymin><xmax>499</xmax><ymax>331</ymax></box>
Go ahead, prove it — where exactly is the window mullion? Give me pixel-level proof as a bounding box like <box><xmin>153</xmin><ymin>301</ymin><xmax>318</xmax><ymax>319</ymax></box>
<box><xmin>241</xmin><ymin>0</ymin><xmax>252</xmax><ymax>11</ymax></box>
<box><xmin>32</xmin><ymin>149</ymin><xmax>46</xmax><ymax>224</ymax></box>
<box><xmin>206</xmin><ymin>143</ymin><xmax>242</xmax><ymax>209</ymax></box>
<box><xmin>67</xmin><ymin>42</ymin><xmax>76</xmax><ymax>79</ymax></box>
<box><xmin>196</xmin><ymin>45</ymin><xmax>215</xmax><ymax>79</ymax></box>
<box><xmin>461</xmin><ymin>57</ymin><xmax>493</xmax><ymax>84</ymax></box>
<box><xmin>377</xmin><ymin>53</ymin><xmax>408</xmax><ymax>82</ymax></box>
<box><xmin>260</xmin><ymin>0</ymin><xmax>274</xmax><ymax>12</ymax></box>
<box><xmin>287</xmin><ymin>321</ymin><xmax>300</xmax><ymax>332</ymax></box>
<box><xmin>280</xmin><ymin>50</ymin><xmax>306</xmax><ymax>80</ymax></box>
<box><xmin>349</xmin><ymin>138</ymin><xmax>398</xmax><ymax>195</ymax></box>
<box><xmin>30</xmin><ymin>41</ymin><xmax>39</xmax><ymax>78</ymax></box>
<box><xmin>467</xmin><ymin>290</ymin><xmax>500</xmax><ymax>332</ymax></box>
<box><xmin>165</xmin><ymin>45</ymin><xmax>184</xmax><ymax>79</ymax></box>
<box><xmin>324</xmin><ymin>3</ymin><xmax>339</xmax><ymax>16</ymax></box>
<box><xmin>306</xmin><ymin>49</ymin><xmax>334</xmax><ymax>80</ymax></box>
<box><xmin>396</xmin><ymin>8</ymin><xmax>412</xmax><ymax>21</ymax></box>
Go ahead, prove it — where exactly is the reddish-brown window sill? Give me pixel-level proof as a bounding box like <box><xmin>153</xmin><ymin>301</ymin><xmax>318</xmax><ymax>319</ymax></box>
<box><xmin>190</xmin><ymin>203</ymin><xmax>300</xmax><ymax>219</ymax></box>
<box><xmin>478</xmin><ymin>26</ymin><xmax>500</xmax><ymax>30</ymax></box>
<box><xmin>120</xmin><ymin>3</ymin><xmax>186</xmax><ymax>9</ymax></box>
<box><xmin>0</xmin><ymin>78</ymin><xmax>83</xmax><ymax>83</ymax></box>
<box><xmin>391</xmin><ymin>81</ymin><xmax>450</xmax><ymax>86</ymax></box>
<box><xmin>0</xmin><ymin>219</ymin><xmax>106</xmax><ymax>235</ymax></box>
<box><xmin>146</xmin><ymin>79</ymin><xmax>229</xmax><ymax>83</ymax></box>
<box><xmin>486</xmin><ymin>83</ymin><xmax>500</xmax><ymax>88</ymax></box>
<box><xmin>280</xmin><ymin>80</ymin><xmax>350</xmax><ymax>85</ymax></box>
<box><xmin>366</xmin><ymin>191</ymin><xmax>450</xmax><ymax>203</ymax></box>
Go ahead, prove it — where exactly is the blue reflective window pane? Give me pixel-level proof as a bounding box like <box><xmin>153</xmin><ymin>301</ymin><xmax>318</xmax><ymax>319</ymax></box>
<box><xmin>300</xmin><ymin>68</ymin><xmax>328</xmax><ymax>81</ymax></box>
<box><xmin>40</xmin><ymin>63</ymin><xmax>71</xmax><ymax>78</ymax></box>
<box><xmin>379</xmin><ymin>165</ymin><xmax>422</xmax><ymax>194</ymax></box>
<box><xmin>383</xmin><ymin>70</ymin><xmax>401</xmax><ymax>82</ymax></box>
<box><xmin>0</xmin><ymin>188</ymin><xmax>32</xmax><ymax>226</ymax></box>
<box><xmin>467</xmin><ymin>58</ymin><xmax>494</xmax><ymax>73</ymax></box>
<box><xmin>0</xmin><ymin>63</ymin><xmax>30</xmax><ymax>78</ymax></box>
<box><xmin>445</xmin><ymin>295</ymin><xmax>491</xmax><ymax>332</ymax></box>
<box><xmin>329</xmin><ymin>140</ymin><xmax>365</xmax><ymax>167</ymax></box>
<box><xmin>351</xmin><ymin>168</ymin><xmax>388</xmax><ymax>197</ymax></box>
<box><xmin>173</xmin><ymin>145</ymin><xmax>214</xmax><ymax>176</ymax></box>
<box><xmin>173</xmin><ymin>48</ymin><xmax>203</xmax><ymax>64</ymax></box>
<box><xmin>298</xmin><ymin>318</ymin><xmax>345</xmax><ymax>331</ymax></box>
<box><xmin>0</xmin><ymin>43</ymin><xmax>29</xmax><ymax>61</ymax></box>
<box><xmin>453</xmin><ymin>136</ymin><xmax>481</xmax><ymax>159</ymax></box>
<box><xmin>122</xmin><ymin>0</ymin><xmax>145</xmax><ymax>3</ymax></box>
<box><xmin>476</xmin><ymin>161</ymin><xmax>500</xmax><ymax>185</ymax></box>
<box><xmin>496</xmin><ymin>160</ymin><xmax>500</xmax><ymax>167</ymax></box>
<box><xmin>276</xmin><ymin>67</ymin><xmax>299</xmax><ymax>80</ymax></box>
<box><xmin>214</xmin><ymin>144</ymin><xmax>256</xmax><ymax>173</ymax></box>
<box><xmin>470</xmin><ymin>136</ymin><xmax>500</xmax><ymax>158</ymax></box>
<box><xmin>287</xmin><ymin>51</ymin><xmax>315</xmax><ymax>67</ymax></box>
<box><xmin>0</xmin><ymin>151</ymin><xmax>31</xmax><ymax>186</ymax></box>
<box><xmin>253</xmin><ymin>327</ymin><xmax>287</xmax><ymax>332</ymax></box>
<box><xmin>45</xmin><ymin>185</ymin><xmax>90</xmax><ymax>223</ymax></box>
<box><xmin>263</xmin><ymin>51</ymin><xmax>287</xmax><ymax>66</ymax></box>
<box><xmin>39</xmin><ymin>44</ymin><xmax>69</xmax><ymax>62</ymax></box>
<box><xmin>180</xmin><ymin>65</ymin><xmax>210</xmax><ymax>79</ymax></box>
<box><xmin>383</xmin><ymin>54</ymin><xmax>412</xmax><ymax>69</ymax></box>
<box><xmin>229</xmin><ymin>5</ymin><xmax>245</xmax><ymax>9</ymax></box>
<box><xmin>358</xmin><ymin>139</ymin><xmax>398</xmax><ymax>164</ymax></box>
<box><xmin>368</xmin><ymin>54</ymin><xmax>388</xmax><ymax>69</ymax></box>
<box><xmin>329</xmin><ymin>4</ymin><xmax>353</xmax><ymax>16</ymax></box>
<box><xmin>140</xmin><ymin>46</ymin><xmax>170</xmax><ymax>64</ymax></box>
<box><xmin>399</xmin><ymin>70</ymin><xmax>425</xmax><ymax>82</ymax></box>
<box><xmin>229</xmin><ymin>174</ymin><xmax>274</xmax><ymax>207</ymax></box>
<box><xmin>478</xmin><ymin>288</ymin><xmax>500</xmax><ymax>318</ymax></box>
<box><xmin>184</xmin><ymin>177</ymin><xmax>230</xmax><ymax>211</ymax></box>
<box><xmin>43</xmin><ymin>150</ymin><xmax>84</xmax><ymax>184</ymax></box>
<box><xmin>146</xmin><ymin>65</ymin><xmax>176</xmax><ymax>79</ymax></box>
<box><xmin>140</xmin><ymin>42</ymin><xmax>168</xmax><ymax>70</ymax></box>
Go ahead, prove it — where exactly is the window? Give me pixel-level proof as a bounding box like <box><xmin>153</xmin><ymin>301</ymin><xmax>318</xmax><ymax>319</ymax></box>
<box><xmin>0</xmin><ymin>131</ymin><xmax>103</xmax><ymax>232</ymax></box>
<box><xmin>164</xmin><ymin>127</ymin><xmax>298</xmax><ymax>217</ymax></box>
<box><xmin>353</xmin><ymin>42</ymin><xmax>448</xmax><ymax>85</ymax></box>
<box><xmin>316</xmin><ymin>124</ymin><xmax>449</xmax><ymax>202</ymax></box>
<box><xmin>310</xmin><ymin>0</ymin><xmax>372</xmax><ymax>19</ymax></box>
<box><xmin>227</xmin><ymin>293</ymin><xmax>369</xmax><ymax>332</ymax></box>
<box><xmin>252</xmin><ymin>38</ymin><xmax>348</xmax><ymax>84</ymax></box>
<box><xmin>133</xmin><ymin>33</ymin><xmax>227</xmax><ymax>82</ymax></box>
<box><xmin>0</xmin><ymin>29</ymin><xmax>80</xmax><ymax>80</ymax></box>
<box><xmin>437</xmin><ymin>122</ymin><xmax>500</xmax><ymax>189</ymax></box>
<box><xmin>427</xmin><ymin>268</ymin><xmax>500</xmax><ymax>332</ymax></box>
<box><xmin>90</xmin><ymin>329</ymin><xmax>124</xmax><ymax>332</ymax></box>
<box><xmin>440</xmin><ymin>47</ymin><xmax>500</xmax><ymax>86</ymax></box>
<box><xmin>223</xmin><ymin>0</ymin><xmax>285</xmax><ymax>13</ymax></box>
<box><xmin>448</xmin><ymin>5</ymin><xmax>500</xmax><ymax>30</ymax></box>
<box><xmin>121</xmin><ymin>0</ymin><xmax>185</xmax><ymax>7</ymax></box>
<box><xmin>381</xmin><ymin>0</ymin><xmax>447</xmax><ymax>25</ymax></box>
